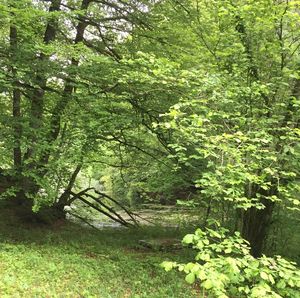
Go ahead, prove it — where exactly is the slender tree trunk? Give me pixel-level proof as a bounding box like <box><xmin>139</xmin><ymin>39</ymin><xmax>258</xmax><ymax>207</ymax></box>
<box><xmin>23</xmin><ymin>0</ymin><xmax>62</xmax><ymax>162</ymax></box>
<box><xmin>42</xmin><ymin>0</ymin><xmax>90</xmax><ymax>166</ymax></box>
<box><xmin>54</xmin><ymin>164</ymin><xmax>83</xmax><ymax>211</ymax></box>
<box><xmin>2</xmin><ymin>1</ymin><xmax>63</xmax><ymax>220</ymax></box>
<box><xmin>9</xmin><ymin>13</ymin><xmax>26</xmax><ymax>208</ymax></box>
<box><xmin>9</xmin><ymin>9</ymin><xmax>22</xmax><ymax>171</ymax></box>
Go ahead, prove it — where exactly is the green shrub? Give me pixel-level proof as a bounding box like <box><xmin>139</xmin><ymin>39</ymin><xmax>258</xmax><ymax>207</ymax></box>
<box><xmin>162</xmin><ymin>223</ymin><xmax>300</xmax><ymax>298</ymax></box>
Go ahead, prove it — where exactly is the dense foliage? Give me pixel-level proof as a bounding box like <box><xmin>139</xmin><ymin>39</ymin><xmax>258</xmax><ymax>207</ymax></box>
<box><xmin>0</xmin><ymin>0</ymin><xmax>299</xmax><ymax>296</ymax></box>
<box><xmin>162</xmin><ymin>222</ymin><xmax>300</xmax><ymax>297</ymax></box>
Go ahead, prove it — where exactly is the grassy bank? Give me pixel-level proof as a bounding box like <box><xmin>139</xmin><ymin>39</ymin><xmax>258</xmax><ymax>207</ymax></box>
<box><xmin>0</xmin><ymin>215</ymin><xmax>197</xmax><ymax>297</ymax></box>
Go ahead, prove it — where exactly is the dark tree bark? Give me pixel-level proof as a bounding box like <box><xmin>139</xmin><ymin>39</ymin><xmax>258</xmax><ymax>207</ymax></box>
<box><xmin>8</xmin><ymin>10</ymin><xmax>27</xmax><ymax>209</ymax></box>
<box><xmin>9</xmin><ymin>25</ymin><xmax>22</xmax><ymax>172</ymax></box>
<box><xmin>24</xmin><ymin>0</ymin><xmax>62</xmax><ymax>163</ymax></box>
<box><xmin>242</xmin><ymin>200</ymin><xmax>275</xmax><ymax>257</ymax></box>
<box><xmin>41</xmin><ymin>0</ymin><xmax>90</xmax><ymax>167</ymax></box>
<box><xmin>241</xmin><ymin>183</ymin><xmax>277</xmax><ymax>257</ymax></box>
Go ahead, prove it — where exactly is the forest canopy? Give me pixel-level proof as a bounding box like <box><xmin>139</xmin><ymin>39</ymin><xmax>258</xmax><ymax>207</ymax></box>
<box><xmin>0</xmin><ymin>0</ymin><xmax>300</xmax><ymax>297</ymax></box>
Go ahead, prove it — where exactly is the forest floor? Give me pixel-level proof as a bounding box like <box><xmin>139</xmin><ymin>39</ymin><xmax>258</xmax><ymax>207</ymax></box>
<box><xmin>0</xmin><ymin>210</ymin><xmax>199</xmax><ymax>298</ymax></box>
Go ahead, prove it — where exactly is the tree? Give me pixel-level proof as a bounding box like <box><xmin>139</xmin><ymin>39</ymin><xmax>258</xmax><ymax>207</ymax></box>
<box><xmin>0</xmin><ymin>0</ymin><xmax>157</xmax><ymax>220</ymax></box>
<box><xmin>155</xmin><ymin>0</ymin><xmax>300</xmax><ymax>256</ymax></box>
<box><xmin>1</xmin><ymin>0</ymin><xmax>193</xmax><ymax>222</ymax></box>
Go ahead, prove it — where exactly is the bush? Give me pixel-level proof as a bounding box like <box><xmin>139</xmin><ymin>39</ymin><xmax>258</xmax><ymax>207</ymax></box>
<box><xmin>161</xmin><ymin>222</ymin><xmax>300</xmax><ymax>298</ymax></box>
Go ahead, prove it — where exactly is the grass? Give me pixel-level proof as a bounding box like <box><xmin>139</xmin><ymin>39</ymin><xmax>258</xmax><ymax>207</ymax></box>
<box><xmin>0</xmin><ymin>213</ymin><xmax>199</xmax><ymax>297</ymax></box>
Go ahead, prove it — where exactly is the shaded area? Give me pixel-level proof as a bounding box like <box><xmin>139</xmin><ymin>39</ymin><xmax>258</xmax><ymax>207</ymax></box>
<box><xmin>0</xmin><ymin>209</ymin><xmax>197</xmax><ymax>297</ymax></box>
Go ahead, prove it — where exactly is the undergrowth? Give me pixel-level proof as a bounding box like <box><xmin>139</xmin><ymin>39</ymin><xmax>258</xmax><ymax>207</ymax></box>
<box><xmin>0</xmin><ymin>210</ymin><xmax>197</xmax><ymax>297</ymax></box>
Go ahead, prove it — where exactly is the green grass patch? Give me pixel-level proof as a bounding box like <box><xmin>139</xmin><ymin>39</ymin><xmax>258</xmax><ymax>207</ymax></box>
<box><xmin>0</xmin><ymin>216</ymin><xmax>198</xmax><ymax>297</ymax></box>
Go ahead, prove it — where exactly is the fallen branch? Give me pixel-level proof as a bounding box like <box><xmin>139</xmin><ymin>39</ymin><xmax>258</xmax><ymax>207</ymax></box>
<box><xmin>94</xmin><ymin>189</ymin><xmax>139</xmax><ymax>226</ymax></box>
<box><xmin>67</xmin><ymin>211</ymin><xmax>99</xmax><ymax>230</ymax></box>
<box><xmin>70</xmin><ymin>191</ymin><xmax>133</xmax><ymax>227</ymax></box>
<box><xmin>83</xmin><ymin>192</ymin><xmax>135</xmax><ymax>227</ymax></box>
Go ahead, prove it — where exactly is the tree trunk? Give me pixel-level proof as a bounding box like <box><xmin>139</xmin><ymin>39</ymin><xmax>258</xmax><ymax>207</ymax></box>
<box><xmin>9</xmin><ymin>25</ymin><xmax>22</xmax><ymax>172</ymax></box>
<box><xmin>241</xmin><ymin>182</ymin><xmax>277</xmax><ymax>257</ymax></box>
<box><xmin>241</xmin><ymin>199</ymin><xmax>275</xmax><ymax>257</ymax></box>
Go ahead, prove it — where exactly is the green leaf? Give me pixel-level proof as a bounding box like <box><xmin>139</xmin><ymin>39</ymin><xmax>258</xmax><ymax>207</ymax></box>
<box><xmin>197</xmin><ymin>270</ymin><xmax>206</xmax><ymax>280</ymax></box>
<box><xmin>182</xmin><ymin>234</ymin><xmax>194</xmax><ymax>244</ymax></box>
<box><xmin>185</xmin><ymin>273</ymin><xmax>195</xmax><ymax>284</ymax></box>
<box><xmin>276</xmin><ymin>279</ymin><xmax>286</xmax><ymax>289</ymax></box>
<box><xmin>224</xmin><ymin>248</ymin><xmax>232</xmax><ymax>254</ymax></box>
<box><xmin>161</xmin><ymin>261</ymin><xmax>174</xmax><ymax>272</ymax></box>
<box><xmin>202</xmin><ymin>279</ymin><xmax>213</xmax><ymax>290</ymax></box>
<box><xmin>260</xmin><ymin>271</ymin><xmax>269</xmax><ymax>280</ymax></box>
<box><xmin>268</xmin><ymin>274</ymin><xmax>275</xmax><ymax>284</ymax></box>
